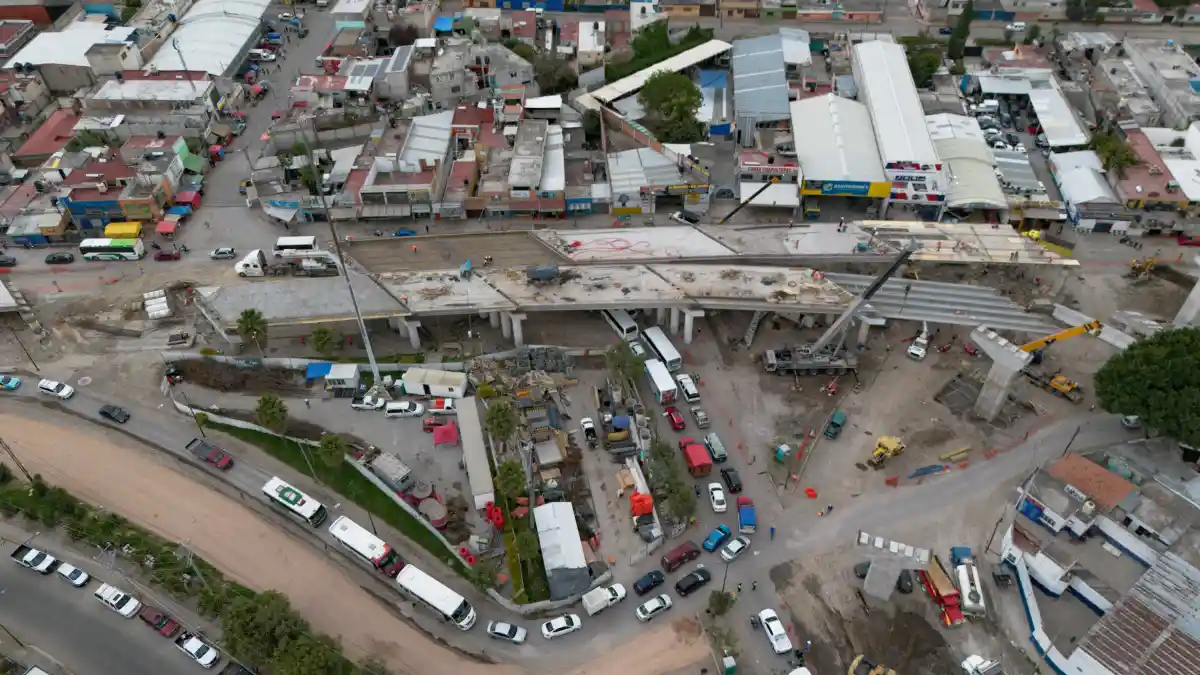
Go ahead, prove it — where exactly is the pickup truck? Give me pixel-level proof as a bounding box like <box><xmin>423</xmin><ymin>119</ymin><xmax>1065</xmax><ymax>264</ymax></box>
<box><xmin>428</xmin><ymin>398</ymin><xmax>456</xmax><ymax>415</ymax></box>
<box><xmin>185</xmin><ymin>438</ymin><xmax>234</xmax><ymax>470</ymax></box>
<box><xmin>581</xmin><ymin>583</ymin><xmax>627</xmax><ymax>616</ymax></box>
<box><xmin>11</xmin><ymin>544</ymin><xmax>57</xmax><ymax>573</ymax></box>
<box><xmin>174</xmin><ymin>631</ymin><xmax>221</xmax><ymax>668</ymax></box>
<box><xmin>350</xmin><ymin>395</ymin><xmax>386</xmax><ymax>411</ymax></box>
<box><xmin>737</xmin><ymin>496</ymin><xmax>756</xmax><ymax>534</ymax></box>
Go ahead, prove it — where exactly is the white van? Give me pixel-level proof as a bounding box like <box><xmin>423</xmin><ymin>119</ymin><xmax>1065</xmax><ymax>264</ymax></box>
<box><xmin>675</xmin><ymin>373</ymin><xmax>700</xmax><ymax>403</ymax></box>
<box><xmin>971</xmin><ymin>100</ymin><xmax>999</xmax><ymax>116</ymax></box>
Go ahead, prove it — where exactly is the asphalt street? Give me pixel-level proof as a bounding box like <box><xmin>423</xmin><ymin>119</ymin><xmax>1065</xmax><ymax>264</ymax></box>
<box><xmin>0</xmin><ymin>553</ymin><xmax>198</xmax><ymax>675</ymax></box>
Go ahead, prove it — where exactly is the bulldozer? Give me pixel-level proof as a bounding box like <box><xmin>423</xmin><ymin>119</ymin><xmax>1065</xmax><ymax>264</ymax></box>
<box><xmin>867</xmin><ymin>436</ymin><xmax>906</xmax><ymax>468</ymax></box>
<box><xmin>1125</xmin><ymin>257</ymin><xmax>1156</xmax><ymax>280</ymax></box>
<box><xmin>849</xmin><ymin>655</ymin><xmax>897</xmax><ymax>675</ymax></box>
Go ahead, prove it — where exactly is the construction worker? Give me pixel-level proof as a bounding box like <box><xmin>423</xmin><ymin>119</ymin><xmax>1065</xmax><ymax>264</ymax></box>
<box><xmin>770</xmin><ymin>526</ymin><xmax>775</xmax><ymax>540</ymax></box>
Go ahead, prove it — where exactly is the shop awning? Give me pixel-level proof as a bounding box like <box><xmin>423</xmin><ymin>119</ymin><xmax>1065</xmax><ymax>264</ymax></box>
<box><xmin>175</xmin><ymin>191</ymin><xmax>200</xmax><ymax>208</ymax></box>
<box><xmin>167</xmin><ymin>206</ymin><xmax>192</xmax><ymax>216</ymax></box>
<box><xmin>264</xmin><ymin>205</ymin><xmax>299</xmax><ymax>222</ymax></box>
<box><xmin>155</xmin><ymin>220</ymin><xmax>177</xmax><ymax>234</ymax></box>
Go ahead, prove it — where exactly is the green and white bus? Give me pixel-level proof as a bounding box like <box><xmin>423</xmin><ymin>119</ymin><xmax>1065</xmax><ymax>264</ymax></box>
<box><xmin>79</xmin><ymin>238</ymin><xmax>146</xmax><ymax>261</ymax></box>
<box><xmin>261</xmin><ymin>477</ymin><xmax>328</xmax><ymax>526</ymax></box>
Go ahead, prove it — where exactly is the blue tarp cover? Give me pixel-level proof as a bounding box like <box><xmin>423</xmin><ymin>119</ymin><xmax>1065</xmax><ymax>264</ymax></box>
<box><xmin>306</xmin><ymin>362</ymin><xmax>333</xmax><ymax>379</ymax></box>
<box><xmin>612</xmin><ymin>415</ymin><xmax>631</xmax><ymax>429</ymax></box>
<box><xmin>433</xmin><ymin>16</ymin><xmax>453</xmax><ymax>32</ymax></box>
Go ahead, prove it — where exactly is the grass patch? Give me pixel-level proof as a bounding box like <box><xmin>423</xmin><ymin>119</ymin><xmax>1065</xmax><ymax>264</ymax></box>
<box><xmin>208</xmin><ymin>422</ymin><xmax>466</xmax><ymax>576</ymax></box>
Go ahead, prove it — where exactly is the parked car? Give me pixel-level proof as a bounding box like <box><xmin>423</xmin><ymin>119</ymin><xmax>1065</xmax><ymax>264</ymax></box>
<box><xmin>632</xmin><ymin>570</ymin><xmax>665</xmax><ymax>596</ymax></box>
<box><xmin>0</xmin><ymin>375</ymin><xmax>21</xmax><ymax>390</ymax></box>
<box><xmin>540</xmin><ymin>614</ymin><xmax>581</xmax><ymax>640</ymax></box>
<box><xmin>209</xmin><ymin>248</ymin><xmax>237</xmax><ymax>260</ymax></box>
<box><xmin>37</xmin><ymin>378</ymin><xmax>74</xmax><ymax>399</ymax></box>
<box><xmin>720</xmin><ymin>467</ymin><xmax>742</xmax><ymax>493</ymax></box>
<box><xmin>759</xmin><ymin>609</ymin><xmax>793</xmax><ymax>654</ymax></box>
<box><xmin>630</xmin><ymin>340</ymin><xmax>648</xmax><ymax>358</ymax></box>
<box><xmin>153</xmin><ymin>250</ymin><xmax>182</xmax><ymax>261</ymax></box>
<box><xmin>702</xmin><ymin>524</ymin><xmax>732</xmax><ymax>552</ymax></box>
<box><xmin>1120</xmin><ymin>415</ymin><xmax>1141</xmax><ymax>429</ymax></box>
<box><xmin>0</xmin><ymin>256</ymin><xmax>17</xmax><ymax>268</ymax></box>
<box><xmin>486</xmin><ymin>621</ymin><xmax>528</xmax><ymax>644</ymax></box>
<box><xmin>422</xmin><ymin>416</ymin><xmax>449</xmax><ymax>432</ymax></box>
<box><xmin>635</xmin><ymin>594</ymin><xmax>673</xmax><ymax>622</ymax></box>
<box><xmin>44</xmin><ymin>252</ymin><xmax>74</xmax><ymax>264</ymax></box>
<box><xmin>708</xmin><ymin>483</ymin><xmax>727</xmax><ymax>513</ymax></box>
<box><xmin>56</xmin><ymin>562</ymin><xmax>90</xmax><ymax>587</ymax></box>
<box><xmin>720</xmin><ymin>536</ymin><xmax>750</xmax><ymax>562</ymax></box>
<box><xmin>670</xmin><ymin>210</ymin><xmax>700</xmax><ymax>226</ymax></box>
<box><xmin>383</xmin><ymin>401</ymin><xmax>424</xmax><ymax>418</ymax></box>
<box><xmin>94</xmin><ymin>583</ymin><xmax>142</xmax><ymax>617</ymax></box>
<box><xmin>664</xmin><ymin>407</ymin><xmax>685</xmax><ymax>431</ymax></box>
<box><xmin>674</xmin><ymin>567</ymin><xmax>712</xmax><ymax>597</ymax></box>
<box><xmin>99</xmin><ymin>405</ymin><xmax>131</xmax><ymax>424</ymax></box>
<box><xmin>139</xmin><ymin>606</ymin><xmax>181</xmax><ymax>637</ymax></box>
<box><xmin>690</xmin><ymin>407</ymin><xmax>710</xmax><ymax>428</ymax></box>
<box><xmin>1006</xmin><ymin>21</ymin><xmax>1027</xmax><ymax>31</ymax></box>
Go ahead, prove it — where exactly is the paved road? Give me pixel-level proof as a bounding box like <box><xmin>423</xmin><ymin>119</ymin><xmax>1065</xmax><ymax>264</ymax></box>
<box><xmin>0</xmin><ymin>560</ymin><xmax>199</xmax><ymax>675</ymax></box>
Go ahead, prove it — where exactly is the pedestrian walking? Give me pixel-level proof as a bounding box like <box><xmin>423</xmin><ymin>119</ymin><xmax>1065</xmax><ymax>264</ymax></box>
<box><xmin>411</xmin><ymin>244</ymin><xmax>419</xmax><ymax>254</ymax></box>
<box><xmin>751</xmin><ymin>581</ymin><xmax>758</xmax><ymax>591</ymax></box>
<box><xmin>304</xmin><ymin>399</ymin><xmax>310</xmax><ymax>408</ymax></box>
<box><xmin>770</xmin><ymin>525</ymin><xmax>775</xmax><ymax>540</ymax></box>
<box><xmin>425</xmin><ymin>224</ymin><xmax>430</xmax><ymax>233</ymax></box>
<box><xmin>736</xmin><ymin>582</ymin><xmax>743</xmax><ymax>593</ymax></box>
<box><xmin>826</xmin><ymin>503</ymin><xmax>834</xmax><ymax>514</ymax></box>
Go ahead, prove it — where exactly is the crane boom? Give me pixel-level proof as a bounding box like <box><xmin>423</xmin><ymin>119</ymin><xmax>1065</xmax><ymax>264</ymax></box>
<box><xmin>1019</xmin><ymin>321</ymin><xmax>1101</xmax><ymax>353</ymax></box>
<box><xmin>718</xmin><ymin>177</ymin><xmax>781</xmax><ymax>224</ymax></box>
<box><xmin>808</xmin><ymin>245</ymin><xmax>917</xmax><ymax>354</ymax></box>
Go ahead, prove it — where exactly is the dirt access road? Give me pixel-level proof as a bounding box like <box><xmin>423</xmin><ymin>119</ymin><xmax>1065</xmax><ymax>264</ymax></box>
<box><xmin>0</xmin><ymin>409</ymin><xmax>708</xmax><ymax>675</ymax></box>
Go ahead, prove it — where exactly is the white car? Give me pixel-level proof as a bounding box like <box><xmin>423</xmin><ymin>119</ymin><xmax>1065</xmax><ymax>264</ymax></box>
<box><xmin>670</xmin><ymin>210</ymin><xmax>700</xmax><ymax>226</ymax></box>
<box><xmin>635</xmin><ymin>594</ymin><xmax>673</xmax><ymax>622</ymax></box>
<box><xmin>708</xmin><ymin>483</ymin><xmax>727</xmax><ymax>513</ymax></box>
<box><xmin>175</xmin><ymin>632</ymin><xmax>220</xmax><ymax>668</ymax></box>
<box><xmin>541</xmin><ymin>614</ymin><xmax>581</xmax><ymax>640</ymax></box>
<box><xmin>37</xmin><ymin>378</ymin><xmax>74</xmax><ymax>399</ymax></box>
<box><xmin>907</xmin><ymin>337</ymin><xmax>928</xmax><ymax>361</ymax></box>
<box><xmin>720</xmin><ymin>535</ymin><xmax>751</xmax><ymax>562</ymax></box>
<box><xmin>1013</xmin><ymin>143</ymin><xmax>1027</xmax><ymax>153</ymax></box>
<box><xmin>94</xmin><ymin>583</ymin><xmax>142</xmax><ymax>618</ymax></box>
<box><xmin>209</xmin><ymin>247</ymin><xmax>237</xmax><ymax>260</ymax></box>
<box><xmin>486</xmin><ymin>621</ymin><xmax>528</xmax><ymax>644</ymax></box>
<box><xmin>759</xmin><ymin>609</ymin><xmax>793</xmax><ymax>654</ymax></box>
<box><xmin>630</xmin><ymin>340</ymin><xmax>648</xmax><ymax>358</ymax></box>
<box><xmin>248</xmin><ymin>49</ymin><xmax>277</xmax><ymax>62</ymax></box>
<box><xmin>277</xmin><ymin>11</ymin><xmax>293</xmax><ymax>19</ymax></box>
<box><xmin>57</xmin><ymin>562</ymin><xmax>90</xmax><ymax>587</ymax></box>
<box><xmin>1006</xmin><ymin>21</ymin><xmax>1027</xmax><ymax>32</ymax></box>
<box><xmin>383</xmin><ymin>401</ymin><xmax>424</xmax><ymax>418</ymax></box>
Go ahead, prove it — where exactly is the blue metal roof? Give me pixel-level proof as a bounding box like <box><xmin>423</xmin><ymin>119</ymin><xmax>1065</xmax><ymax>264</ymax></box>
<box><xmin>305</xmin><ymin>362</ymin><xmax>333</xmax><ymax>379</ymax></box>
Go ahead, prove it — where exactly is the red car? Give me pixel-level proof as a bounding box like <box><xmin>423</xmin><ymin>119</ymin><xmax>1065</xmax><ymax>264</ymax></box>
<box><xmin>422</xmin><ymin>416</ymin><xmax>449</xmax><ymax>433</ymax></box>
<box><xmin>138</xmin><ymin>606</ymin><xmax>181</xmax><ymax>637</ymax></box>
<box><xmin>1178</xmin><ymin>234</ymin><xmax>1200</xmax><ymax>246</ymax></box>
<box><xmin>153</xmin><ymin>250</ymin><xmax>181</xmax><ymax>261</ymax></box>
<box><xmin>664</xmin><ymin>407</ymin><xmax>685</xmax><ymax>431</ymax></box>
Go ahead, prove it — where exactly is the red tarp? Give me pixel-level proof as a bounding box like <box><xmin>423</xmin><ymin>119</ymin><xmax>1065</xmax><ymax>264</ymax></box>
<box><xmin>175</xmin><ymin>191</ymin><xmax>200</xmax><ymax>208</ymax></box>
<box><xmin>155</xmin><ymin>220</ymin><xmax>176</xmax><ymax>234</ymax></box>
<box><xmin>432</xmin><ymin>422</ymin><xmax>458</xmax><ymax>446</ymax></box>
<box><xmin>250</xmin><ymin>84</ymin><xmax>264</xmax><ymax>95</ymax></box>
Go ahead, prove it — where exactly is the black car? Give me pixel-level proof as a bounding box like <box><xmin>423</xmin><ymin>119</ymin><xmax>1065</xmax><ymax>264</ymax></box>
<box><xmin>0</xmin><ymin>256</ymin><xmax>16</xmax><ymax>268</ymax></box>
<box><xmin>1005</xmin><ymin>132</ymin><xmax>1020</xmax><ymax>146</ymax></box>
<box><xmin>720</xmin><ymin>468</ymin><xmax>742</xmax><ymax>493</ymax></box>
<box><xmin>938</xmin><ymin>27</ymin><xmax>953</xmax><ymax>35</ymax></box>
<box><xmin>674</xmin><ymin>567</ymin><xmax>712</xmax><ymax>597</ymax></box>
<box><xmin>896</xmin><ymin>569</ymin><xmax>914</xmax><ymax>594</ymax></box>
<box><xmin>99</xmin><ymin>405</ymin><xmax>131</xmax><ymax>424</ymax></box>
<box><xmin>853</xmin><ymin>561</ymin><xmax>871</xmax><ymax>579</ymax></box>
<box><xmin>633</xmin><ymin>570</ymin><xmax>665</xmax><ymax>596</ymax></box>
<box><xmin>44</xmin><ymin>252</ymin><xmax>74</xmax><ymax>265</ymax></box>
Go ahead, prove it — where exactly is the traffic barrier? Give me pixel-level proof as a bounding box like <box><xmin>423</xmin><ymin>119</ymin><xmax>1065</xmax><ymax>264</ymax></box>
<box><xmin>984</xmin><ymin>449</ymin><xmax>1000</xmax><ymax>459</ymax></box>
<box><xmin>885</xmin><ymin>476</ymin><xmax>899</xmax><ymax>487</ymax></box>
<box><xmin>957</xmin><ymin>461</ymin><xmax>970</xmax><ymax>470</ymax></box>
<box><xmin>804</xmin><ymin>487</ymin><xmax>818</xmax><ymax>499</ymax></box>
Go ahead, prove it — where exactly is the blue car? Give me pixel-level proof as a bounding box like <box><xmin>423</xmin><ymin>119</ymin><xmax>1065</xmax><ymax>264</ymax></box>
<box><xmin>391</xmin><ymin>229</ymin><xmax>417</xmax><ymax>237</ymax></box>
<box><xmin>0</xmin><ymin>375</ymin><xmax>21</xmax><ymax>390</ymax></box>
<box><xmin>703</xmin><ymin>524</ymin><xmax>732</xmax><ymax>552</ymax></box>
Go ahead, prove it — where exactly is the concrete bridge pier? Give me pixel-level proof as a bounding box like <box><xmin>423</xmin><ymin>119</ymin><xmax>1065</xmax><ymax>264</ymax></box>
<box><xmin>1175</xmin><ymin>257</ymin><xmax>1200</xmax><ymax>326</ymax></box>
<box><xmin>670</xmin><ymin>307</ymin><xmax>682</xmax><ymax>334</ymax></box>
<box><xmin>656</xmin><ymin>307</ymin><xmax>667</xmax><ymax>325</ymax></box>
<box><xmin>508</xmin><ymin>313</ymin><xmax>527</xmax><ymax>347</ymax></box>
<box><xmin>402</xmin><ymin>319</ymin><xmax>422</xmax><ymax>350</ymax></box>
<box><xmin>488</xmin><ymin>311</ymin><xmax>501</xmax><ymax>329</ymax></box>
<box><xmin>682</xmin><ymin>309</ymin><xmax>704</xmax><ymax>345</ymax></box>
<box><xmin>969</xmin><ymin>325</ymin><xmax>1033</xmax><ymax>421</ymax></box>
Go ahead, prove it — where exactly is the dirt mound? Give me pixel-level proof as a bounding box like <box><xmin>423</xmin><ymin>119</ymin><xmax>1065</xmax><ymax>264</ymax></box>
<box><xmin>177</xmin><ymin>359</ymin><xmax>310</xmax><ymax>396</ymax></box>
<box><xmin>671</xmin><ymin>617</ymin><xmax>703</xmax><ymax>639</ymax></box>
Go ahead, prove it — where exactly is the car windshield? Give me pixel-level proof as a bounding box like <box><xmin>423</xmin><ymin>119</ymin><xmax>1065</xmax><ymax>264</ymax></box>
<box><xmin>114</xmin><ymin>595</ymin><xmax>131</xmax><ymax>609</ymax></box>
<box><xmin>194</xmin><ymin>645</ymin><xmax>210</xmax><ymax>658</ymax></box>
<box><xmin>52</xmin><ymin>383</ymin><xmax>64</xmax><ymax>392</ymax></box>
<box><xmin>68</xmin><ymin>569</ymin><xmax>82</xmax><ymax>580</ymax></box>
<box><xmin>557</xmin><ymin>617</ymin><xmax>574</xmax><ymax>629</ymax></box>
<box><xmin>496</xmin><ymin>624</ymin><xmax>514</xmax><ymax>637</ymax></box>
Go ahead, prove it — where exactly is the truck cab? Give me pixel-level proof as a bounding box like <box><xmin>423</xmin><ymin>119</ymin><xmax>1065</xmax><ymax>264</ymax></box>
<box><xmin>351</xmin><ymin>395</ymin><xmax>386</xmax><ymax>411</ymax></box>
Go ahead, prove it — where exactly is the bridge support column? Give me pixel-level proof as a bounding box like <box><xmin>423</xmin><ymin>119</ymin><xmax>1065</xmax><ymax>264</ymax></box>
<box><xmin>656</xmin><ymin>307</ymin><xmax>667</xmax><ymax>325</ymax></box>
<box><xmin>1175</xmin><ymin>259</ymin><xmax>1200</xmax><ymax>325</ymax></box>
<box><xmin>682</xmin><ymin>309</ymin><xmax>704</xmax><ymax>345</ymax></box>
<box><xmin>403</xmin><ymin>320</ymin><xmax>422</xmax><ymax>350</ymax></box>
<box><xmin>488</xmin><ymin>311</ymin><xmax>501</xmax><ymax>329</ymax></box>
<box><xmin>670</xmin><ymin>307</ymin><xmax>681</xmax><ymax>335</ymax></box>
<box><xmin>501</xmin><ymin>313</ymin><xmax>512</xmax><ymax>340</ymax></box>
<box><xmin>508</xmin><ymin>313</ymin><xmax>527</xmax><ymax>347</ymax></box>
<box><xmin>973</xmin><ymin>361</ymin><xmax>1022</xmax><ymax>422</ymax></box>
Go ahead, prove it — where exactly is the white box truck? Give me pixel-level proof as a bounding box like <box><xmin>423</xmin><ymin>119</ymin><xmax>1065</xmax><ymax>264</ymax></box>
<box><xmin>581</xmin><ymin>584</ymin><xmax>627</xmax><ymax>616</ymax></box>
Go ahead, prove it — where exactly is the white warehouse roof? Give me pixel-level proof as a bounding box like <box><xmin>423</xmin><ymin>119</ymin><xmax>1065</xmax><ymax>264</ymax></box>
<box><xmin>6</xmin><ymin>21</ymin><xmax>136</xmax><ymax>69</ymax></box>
<box><xmin>589</xmin><ymin>40</ymin><xmax>732</xmax><ymax>105</ymax></box>
<box><xmin>790</xmin><ymin>95</ymin><xmax>885</xmax><ymax>182</ymax></box>
<box><xmin>854</xmin><ymin>41</ymin><xmax>939</xmax><ymax>165</ymax></box>
<box><xmin>147</xmin><ymin>0</ymin><xmax>271</xmax><ymax>76</ymax></box>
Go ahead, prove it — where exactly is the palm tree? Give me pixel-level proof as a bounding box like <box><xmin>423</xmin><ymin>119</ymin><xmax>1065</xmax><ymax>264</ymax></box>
<box><xmin>310</xmin><ymin>327</ymin><xmax>336</xmax><ymax>358</ymax></box>
<box><xmin>485</xmin><ymin>400</ymin><xmax>518</xmax><ymax>445</ymax></box>
<box><xmin>236</xmin><ymin>309</ymin><xmax>268</xmax><ymax>356</ymax></box>
<box><xmin>255</xmin><ymin>393</ymin><xmax>289</xmax><ymax>433</ymax></box>
<box><xmin>316</xmin><ymin>435</ymin><xmax>347</xmax><ymax>469</ymax></box>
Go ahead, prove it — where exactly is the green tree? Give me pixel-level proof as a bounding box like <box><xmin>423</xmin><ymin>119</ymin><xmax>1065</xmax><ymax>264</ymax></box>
<box><xmin>708</xmin><ymin>590</ymin><xmax>734</xmax><ymax>616</ymax></box>
<box><xmin>485</xmin><ymin>399</ymin><xmax>518</xmax><ymax>443</ymax></box>
<box><xmin>1066</xmin><ymin>0</ymin><xmax>1084</xmax><ymax>21</ymax></box>
<box><xmin>1094</xmin><ymin>133</ymin><xmax>1141</xmax><ymax>177</ymax></box>
<box><xmin>630</xmin><ymin>20</ymin><xmax>670</xmax><ymax>55</ymax></box>
<box><xmin>316</xmin><ymin>435</ymin><xmax>347</xmax><ymax>468</ymax></box>
<box><xmin>515</xmin><ymin>530</ymin><xmax>541</xmax><ymax>563</ymax></box>
<box><xmin>463</xmin><ymin>560</ymin><xmax>498</xmax><ymax>591</ymax></box>
<box><xmin>1095</xmin><ymin>328</ymin><xmax>1200</xmax><ymax>445</ymax></box>
<box><xmin>495</xmin><ymin>459</ymin><xmax>526</xmax><ymax>501</ymax></box>
<box><xmin>192</xmin><ymin>411</ymin><xmax>209</xmax><ymax>429</ymax></box>
<box><xmin>255</xmin><ymin>393</ymin><xmax>289</xmax><ymax>432</ymax></box>
<box><xmin>947</xmin><ymin>0</ymin><xmax>975</xmax><ymax>60</ymax></box>
<box><xmin>269</xmin><ymin>633</ymin><xmax>352</xmax><ymax>675</ymax></box>
<box><xmin>1024</xmin><ymin>24</ymin><xmax>1043</xmax><ymax>45</ymax></box>
<box><xmin>638</xmin><ymin>71</ymin><xmax>705</xmax><ymax>143</ymax></box>
<box><xmin>120</xmin><ymin>0</ymin><xmax>142</xmax><ymax>23</ymax></box>
<box><xmin>907</xmin><ymin>49</ymin><xmax>942</xmax><ymax>88</ymax></box>
<box><xmin>507</xmin><ymin>41</ymin><xmax>537</xmax><ymax>63</ymax></box>
<box><xmin>583</xmin><ymin>110</ymin><xmax>602</xmax><ymax>148</ymax></box>
<box><xmin>605</xmin><ymin>341</ymin><xmax>644</xmax><ymax>383</ymax></box>
<box><xmin>310</xmin><ymin>327</ymin><xmax>336</xmax><ymax>357</ymax></box>
<box><xmin>220</xmin><ymin>591</ymin><xmax>309</xmax><ymax>666</ymax></box>
<box><xmin>236</xmin><ymin>309</ymin><xmax>268</xmax><ymax>355</ymax></box>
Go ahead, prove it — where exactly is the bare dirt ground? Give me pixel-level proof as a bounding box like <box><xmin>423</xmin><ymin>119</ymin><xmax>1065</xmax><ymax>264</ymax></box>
<box><xmin>0</xmin><ymin>410</ymin><xmax>709</xmax><ymax>675</ymax></box>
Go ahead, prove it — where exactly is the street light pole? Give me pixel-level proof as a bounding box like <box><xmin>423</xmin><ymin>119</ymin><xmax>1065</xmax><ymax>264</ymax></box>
<box><xmin>177</xmin><ymin>388</ymin><xmax>207</xmax><ymax>438</ymax></box>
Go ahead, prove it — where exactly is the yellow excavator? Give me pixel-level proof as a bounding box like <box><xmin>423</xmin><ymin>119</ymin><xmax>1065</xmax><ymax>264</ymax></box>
<box><xmin>867</xmin><ymin>436</ymin><xmax>906</xmax><ymax>468</ymax></box>
<box><xmin>1126</xmin><ymin>257</ymin><xmax>1156</xmax><ymax>280</ymax></box>
<box><xmin>1019</xmin><ymin>320</ymin><xmax>1101</xmax><ymax>365</ymax></box>
<box><xmin>849</xmin><ymin>655</ymin><xmax>897</xmax><ymax>675</ymax></box>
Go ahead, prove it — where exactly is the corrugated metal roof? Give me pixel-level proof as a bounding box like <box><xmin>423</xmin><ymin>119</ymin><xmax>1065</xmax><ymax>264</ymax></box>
<box><xmin>789</xmin><ymin>95</ymin><xmax>885</xmax><ymax>182</ymax></box>
<box><xmin>731</xmin><ymin>34</ymin><xmax>792</xmax><ymax>123</ymax></box>
<box><xmin>1077</xmin><ymin>551</ymin><xmax>1200</xmax><ymax>675</ymax></box>
<box><xmin>589</xmin><ymin>40</ymin><xmax>732</xmax><ymax>104</ymax></box>
<box><xmin>854</xmin><ymin>41</ymin><xmax>939</xmax><ymax>165</ymax></box>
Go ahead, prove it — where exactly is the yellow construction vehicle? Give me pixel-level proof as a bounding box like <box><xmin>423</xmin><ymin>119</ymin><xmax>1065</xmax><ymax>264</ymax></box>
<box><xmin>849</xmin><ymin>655</ymin><xmax>897</xmax><ymax>675</ymax></box>
<box><xmin>1125</xmin><ymin>257</ymin><xmax>1156</xmax><ymax>279</ymax></box>
<box><xmin>1019</xmin><ymin>320</ymin><xmax>1101</xmax><ymax>364</ymax></box>
<box><xmin>867</xmin><ymin>436</ymin><xmax>906</xmax><ymax>468</ymax></box>
<box><xmin>1023</xmin><ymin>368</ymin><xmax>1084</xmax><ymax>402</ymax></box>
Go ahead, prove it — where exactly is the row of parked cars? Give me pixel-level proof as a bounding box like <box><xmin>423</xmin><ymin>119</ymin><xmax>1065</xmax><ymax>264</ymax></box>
<box><xmin>0</xmin><ymin>375</ymin><xmax>132</xmax><ymax>422</ymax></box>
<box><xmin>11</xmin><ymin>544</ymin><xmax>223</xmax><ymax>668</ymax></box>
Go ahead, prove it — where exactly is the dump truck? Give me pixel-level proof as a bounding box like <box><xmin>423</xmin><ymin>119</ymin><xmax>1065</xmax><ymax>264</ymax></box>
<box><xmin>581</xmin><ymin>584</ymin><xmax>627</xmax><ymax>616</ymax></box>
<box><xmin>737</xmin><ymin>496</ymin><xmax>756</xmax><ymax>534</ymax></box>
<box><xmin>11</xmin><ymin>544</ymin><xmax>57</xmax><ymax>573</ymax></box>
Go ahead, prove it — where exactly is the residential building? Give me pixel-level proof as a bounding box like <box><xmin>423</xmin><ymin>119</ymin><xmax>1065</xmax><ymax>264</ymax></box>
<box><xmin>779</xmin><ymin>28</ymin><xmax>811</xmax><ymax>84</ymax></box>
<box><xmin>378</xmin><ymin>45</ymin><xmax>413</xmax><ymax>101</ymax></box>
<box><xmin>0</xmin><ymin>1</ymin><xmax>74</xmax><ymax>26</ymax></box>
<box><xmin>11</xmin><ymin>107</ymin><xmax>76</xmax><ymax>166</ymax></box>
<box><xmin>358</xmin><ymin>110</ymin><xmax>454</xmax><ymax>220</ymax></box>
<box><xmin>577</xmin><ymin>21</ymin><xmax>605</xmax><ymax>69</ymax></box>
<box><xmin>731</xmin><ymin>34</ymin><xmax>792</xmax><ymax>147</ymax></box>
<box><xmin>56</xmin><ymin>151</ymin><xmax>141</xmax><ymax>229</ymax></box>
<box><xmin>1094</xmin><ymin>58</ymin><xmax>1163</xmax><ymax>127</ymax></box>
<box><xmin>83</xmin><ymin>77</ymin><xmax>216</xmax><ymax>139</ymax></box>
<box><xmin>509</xmin><ymin>11</ymin><xmax>537</xmax><ymax>47</ymax></box>
<box><xmin>1111</xmin><ymin>128</ymin><xmax>1188</xmax><ymax>211</ymax></box>
<box><xmin>0</xmin><ymin>69</ymin><xmax>50</xmax><ymax>125</ymax></box>
<box><xmin>409</xmin><ymin>39</ymin><xmax>534</xmax><ymax>112</ymax></box>
<box><xmin>660</xmin><ymin>0</ymin><xmax>712</xmax><ymax>19</ymax></box>
<box><xmin>4</xmin><ymin>20</ymin><xmax>136</xmax><ymax>92</ymax></box>
<box><xmin>630</xmin><ymin>1</ymin><xmax>666</xmax><ymax>32</ymax></box>
<box><xmin>0</xmin><ymin>20</ymin><xmax>35</xmax><ymax>62</ymax></box>
<box><xmin>722</xmin><ymin>0</ymin><xmax>759</xmax><ymax>20</ymax></box>
<box><xmin>1123</xmin><ymin>37</ymin><xmax>1200</xmax><ymax>128</ymax></box>
<box><xmin>508</xmin><ymin>119</ymin><xmax>548</xmax><ymax>199</ymax></box>
<box><xmin>1185</xmin><ymin>4</ymin><xmax>1200</xmax><ymax>23</ymax></box>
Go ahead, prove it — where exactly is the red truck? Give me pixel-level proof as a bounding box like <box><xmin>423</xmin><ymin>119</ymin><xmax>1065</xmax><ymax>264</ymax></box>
<box><xmin>917</xmin><ymin>554</ymin><xmax>964</xmax><ymax>626</ymax></box>
<box><xmin>185</xmin><ymin>438</ymin><xmax>234</xmax><ymax>470</ymax></box>
<box><xmin>683</xmin><ymin>443</ymin><xmax>712</xmax><ymax>477</ymax></box>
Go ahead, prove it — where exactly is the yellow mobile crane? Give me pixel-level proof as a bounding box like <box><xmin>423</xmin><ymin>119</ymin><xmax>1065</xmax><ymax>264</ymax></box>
<box><xmin>1019</xmin><ymin>320</ymin><xmax>1101</xmax><ymax>364</ymax></box>
<box><xmin>1018</xmin><ymin>321</ymin><xmax>1100</xmax><ymax>402</ymax></box>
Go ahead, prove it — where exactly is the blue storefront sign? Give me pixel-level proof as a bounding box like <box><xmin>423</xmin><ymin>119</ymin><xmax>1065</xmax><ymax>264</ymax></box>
<box><xmin>803</xmin><ymin>180</ymin><xmax>871</xmax><ymax>197</ymax></box>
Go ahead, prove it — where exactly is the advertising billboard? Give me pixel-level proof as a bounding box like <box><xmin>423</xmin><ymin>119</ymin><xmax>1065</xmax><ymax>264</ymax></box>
<box><xmin>802</xmin><ymin>180</ymin><xmax>891</xmax><ymax>198</ymax></box>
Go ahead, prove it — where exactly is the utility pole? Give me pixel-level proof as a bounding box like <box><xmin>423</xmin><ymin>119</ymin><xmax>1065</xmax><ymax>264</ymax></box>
<box><xmin>0</xmin><ymin>438</ymin><xmax>32</xmax><ymax>482</ymax></box>
<box><xmin>170</xmin><ymin>38</ymin><xmax>199</xmax><ymax>95</ymax></box>
<box><xmin>304</xmin><ymin>115</ymin><xmax>385</xmax><ymax>396</ymax></box>
<box><xmin>8</xmin><ymin>325</ymin><xmax>38</xmax><ymax>371</ymax></box>
<box><xmin>176</xmin><ymin>388</ymin><xmax>207</xmax><ymax>438</ymax></box>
